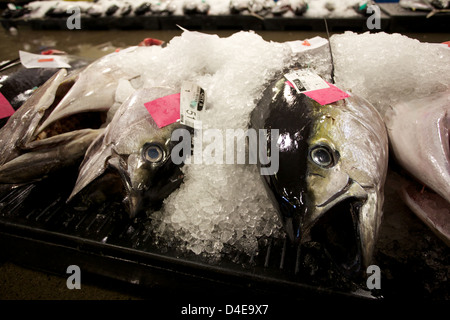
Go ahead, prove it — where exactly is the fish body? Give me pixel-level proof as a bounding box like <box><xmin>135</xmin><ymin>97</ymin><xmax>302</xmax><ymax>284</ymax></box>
<box><xmin>0</xmin><ymin>69</ymin><xmax>69</xmax><ymax>167</ymax></box>
<box><xmin>35</xmin><ymin>46</ymin><xmax>155</xmax><ymax>134</ymax></box>
<box><xmin>431</xmin><ymin>0</ymin><xmax>450</xmax><ymax>9</ymax></box>
<box><xmin>386</xmin><ymin>91</ymin><xmax>450</xmax><ymax>245</ymax></box>
<box><xmin>69</xmin><ymin>87</ymin><xmax>191</xmax><ymax>218</ymax></box>
<box><xmin>250</xmin><ymin>75</ymin><xmax>389</xmax><ymax>273</ymax></box>
<box><xmin>399</xmin><ymin>0</ymin><xmax>434</xmax><ymax>11</ymax></box>
<box><xmin>0</xmin><ymin>67</ymin><xmax>104</xmax><ymax>185</ymax></box>
<box><xmin>0</xmin><ymin>54</ymin><xmax>90</xmax><ymax>128</ymax></box>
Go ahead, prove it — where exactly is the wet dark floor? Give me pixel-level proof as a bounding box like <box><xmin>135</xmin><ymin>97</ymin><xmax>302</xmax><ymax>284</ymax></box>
<box><xmin>1</xmin><ymin>27</ymin><xmax>449</xmax><ymax>61</ymax></box>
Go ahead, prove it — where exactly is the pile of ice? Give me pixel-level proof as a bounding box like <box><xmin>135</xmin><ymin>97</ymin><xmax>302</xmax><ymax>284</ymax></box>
<box><xmin>331</xmin><ymin>31</ymin><xmax>450</xmax><ymax>118</ymax></box>
<box><xmin>141</xmin><ymin>31</ymin><xmax>449</xmax><ymax>259</ymax></box>
<box><xmin>86</xmin><ymin>30</ymin><xmax>295</xmax><ymax>258</ymax></box>
<box><xmin>134</xmin><ymin>31</ymin><xmax>294</xmax><ymax>258</ymax></box>
<box><xmin>104</xmin><ymin>31</ymin><xmax>337</xmax><ymax>258</ymax></box>
<box><xmin>91</xmin><ymin>30</ymin><xmax>334</xmax><ymax>259</ymax></box>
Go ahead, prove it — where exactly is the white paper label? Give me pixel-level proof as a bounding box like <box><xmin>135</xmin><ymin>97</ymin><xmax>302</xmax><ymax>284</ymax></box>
<box><xmin>284</xmin><ymin>69</ymin><xmax>330</xmax><ymax>94</ymax></box>
<box><xmin>19</xmin><ymin>51</ymin><xmax>71</xmax><ymax>69</ymax></box>
<box><xmin>180</xmin><ymin>81</ymin><xmax>206</xmax><ymax>128</ymax></box>
<box><xmin>286</xmin><ymin>36</ymin><xmax>329</xmax><ymax>54</ymax></box>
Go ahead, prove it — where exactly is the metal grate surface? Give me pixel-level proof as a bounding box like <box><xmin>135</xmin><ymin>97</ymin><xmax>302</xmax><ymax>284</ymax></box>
<box><xmin>0</xmin><ymin>168</ymin><xmax>375</xmax><ymax>301</ymax></box>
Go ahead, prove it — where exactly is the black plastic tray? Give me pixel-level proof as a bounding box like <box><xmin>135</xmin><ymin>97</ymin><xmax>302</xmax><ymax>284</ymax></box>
<box><xmin>0</xmin><ymin>163</ymin><xmax>449</xmax><ymax>302</ymax></box>
<box><xmin>0</xmin><ymin>167</ymin><xmax>377</xmax><ymax>302</ymax></box>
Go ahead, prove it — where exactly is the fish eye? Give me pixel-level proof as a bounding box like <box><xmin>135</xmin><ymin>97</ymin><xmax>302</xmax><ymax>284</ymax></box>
<box><xmin>142</xmin><ymin>143</ymin><xmax>164</xmax><ymax>163</ymax></box>
<box><xmin>310</xmin><ymin>145</ymin><xmax>336</xmax><ymax>168</ymax></box>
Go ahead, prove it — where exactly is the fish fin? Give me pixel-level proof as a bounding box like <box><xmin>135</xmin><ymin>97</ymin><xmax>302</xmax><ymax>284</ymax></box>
<box><xmin>67</xmin><ymin>133</ymin><xmax>111</xmax><ymax>203</ymax></box>
<box><xmin>0</xmin><ymin>129</ymin><xmax>100</xmax><ymax>185</ymax></box>
<box><xmin>23</xmin><ymin>128</ymin><xmax>102</xmax><ymax>151</ymax></box>
<box><xmin>0</xmin><ymin>69</ymin><xmax>68</xmax><ymax>165</ymax></box>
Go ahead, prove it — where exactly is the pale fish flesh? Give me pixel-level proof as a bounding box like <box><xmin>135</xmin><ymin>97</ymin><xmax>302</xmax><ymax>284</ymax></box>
<box><xmin>385</xmin><ymin>90</ymin><xmax>450</xmax><ymax>246</ymax></box>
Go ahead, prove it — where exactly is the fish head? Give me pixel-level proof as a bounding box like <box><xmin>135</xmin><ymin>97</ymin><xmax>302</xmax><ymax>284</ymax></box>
<box><xmin>253</xmin><ymin>78</ymin><xmax>388</xmax><ymax>273</ymax></box>
<box><xmin>68</xmin><ymin>87</ymin><xmax>190</xmax><ymax>218</ymax></box>
<box><xmin>109</xmin><ymin>122</ymin><xmax>188</xmax><ymax>218</ymax></box>
<box><xmin>304</xmin><ymin>99</ymin><xmax>387</xmax><ymax>272</ymax></box>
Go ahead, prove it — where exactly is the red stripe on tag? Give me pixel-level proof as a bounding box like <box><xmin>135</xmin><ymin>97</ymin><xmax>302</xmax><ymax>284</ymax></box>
<box><xmin>38</xmin><ymin>58</ymin><xmax>54</xmax><ymax>63</ymax></box>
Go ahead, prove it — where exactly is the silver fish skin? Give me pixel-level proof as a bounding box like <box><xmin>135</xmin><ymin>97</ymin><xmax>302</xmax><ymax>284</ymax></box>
<box><xmin>0</xmin><ymin>67</ymin><xmax>104</xmax><ymax>185</ymax></box>
<box><xmin>0</xmin><ymin>129</ymin><xmax>102</xmax><ymax>184</ymax></box>
<box><xmin>399</xmin><ymin>0</ymin><xmax>434</xmax><ymax>11</ymax></box>
<box><xmin>68</xmin><ymin>87</ymin><xmax>189</xmax><ymax>218</ymax></box>
<box><xmin>36</xmin><ymin>46</ymin><xmax>155</xmax><ymax>134</ymax></box>
<box><xmin>251</xmin><ymin>76</ymin><xmax>389</xmax><ymax>272</ymax></box>
<box><xmin>386</xmin><ymin>90</ymin><xmax>450</xmax><ymax>245</ymax></box>
<box><xmin>0</xmin><ymin>69</ymin><xmax>68</xmax><ymax>166</ymax></box>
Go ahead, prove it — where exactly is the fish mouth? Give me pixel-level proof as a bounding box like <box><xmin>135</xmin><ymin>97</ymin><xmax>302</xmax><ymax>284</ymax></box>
<box><xmin>110</xmin><ymin>152</ymin><xmax>185</xmax><ymax>218</ymax></box>
<box><xmin>281</xmin><ymin>177</ymin><xmax>380</xmax><ymax>276</ymax></box>
<box><xmin>308</xmin><ymin>196</ymin><xmax>366</xmax><ymax>275</ymax></box>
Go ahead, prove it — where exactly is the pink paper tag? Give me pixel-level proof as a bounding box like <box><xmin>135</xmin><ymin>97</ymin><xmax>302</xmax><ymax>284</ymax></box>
<box><xmin>0</xmin><ymin>92</ymin><xmax>15</xmax><ymax>119</ymax></box>
<box><xmin>285</xmin><ymin>80</ymin><xmax>349</xmax><ymax>105</ymax></box>
<box><xmin>144</xmin><ymin>93</ymin><xmax>180</xmax><ymax>128</ymax></box>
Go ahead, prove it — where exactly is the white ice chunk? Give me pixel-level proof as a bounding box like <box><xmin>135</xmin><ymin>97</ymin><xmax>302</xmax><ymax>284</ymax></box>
<box><xmin>114</xmin><ymin>78</ymin><xmax>135</xmax><ymax>104</ymax></box>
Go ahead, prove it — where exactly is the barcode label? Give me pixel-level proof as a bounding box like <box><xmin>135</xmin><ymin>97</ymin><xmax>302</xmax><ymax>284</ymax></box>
<box><xmin>284</xmin><ymin>69</ymin><xmax>329</xmax><ymax>94</ymax></box>
<box><xmin>180</xmin><ymin>81</ymin><xmax>207</xmax><ymax>128</ymax></box>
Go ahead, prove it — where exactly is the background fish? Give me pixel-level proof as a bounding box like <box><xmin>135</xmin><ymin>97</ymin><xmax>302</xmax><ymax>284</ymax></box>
<box><xmin>386</xmin><ymin>91</ymin><xmax>450</xmax><ymax>246</ymax></box>
<box><xmin>250</xmin><ymin>75</ymin><xmax>389</xmax><ymax>274</ymax></box>
<box><xmin>399</xmin><ymin>0</ymin><xmax>434</xmax><ymax>11</ymax></box>
<box><xmin>0</xmin><ymin>54</ymin><xmax>91</xmax><ymax>128</ymax></box>
<box><xmin>69</xmin><ymin>87</ymin><xmax>191</xmax><ymax>218</ymax></box>
<box><xmin>36</xmin><ymin>45</ymin><xmax>161</xmax><ymax>134</ymax></box>
<box><xmin>0</xmin><ymin>68</ymin><xmax>104</xmax><ymax>185</ymax></box>
<box><xmin>0</xmin><ymin>69</ymin><xmax>68</xmax><ymax>166</ymax></box>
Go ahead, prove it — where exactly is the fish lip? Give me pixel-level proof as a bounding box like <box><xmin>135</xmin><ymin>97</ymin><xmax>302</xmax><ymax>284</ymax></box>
<box><xmin>316</xmin><ymin>178</ymin><xmax>355</xmax><ymax>208</ymax></box>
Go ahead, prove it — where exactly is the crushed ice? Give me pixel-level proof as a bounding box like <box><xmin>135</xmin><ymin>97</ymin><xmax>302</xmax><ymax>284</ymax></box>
<box><xmin>63</xmin><ymin>30</ymin><xmax>450</xmax><ymax>259</ymax></box>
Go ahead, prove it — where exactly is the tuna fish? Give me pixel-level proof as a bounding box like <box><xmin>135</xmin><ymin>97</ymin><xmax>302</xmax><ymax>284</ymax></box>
<box><xmin>250</xmin><ymin>74</ymin><xmax>389</xmax><ymax>273</ymax></box>
<box><xmin>68</xmin><ymin>87</ymin><xmax>191</xmax><ymax>218</ymax></box>
<box><xmin>0</xmin><ymin>69</ymin><xmax>104</xmax><ymax>185</ymax></box>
